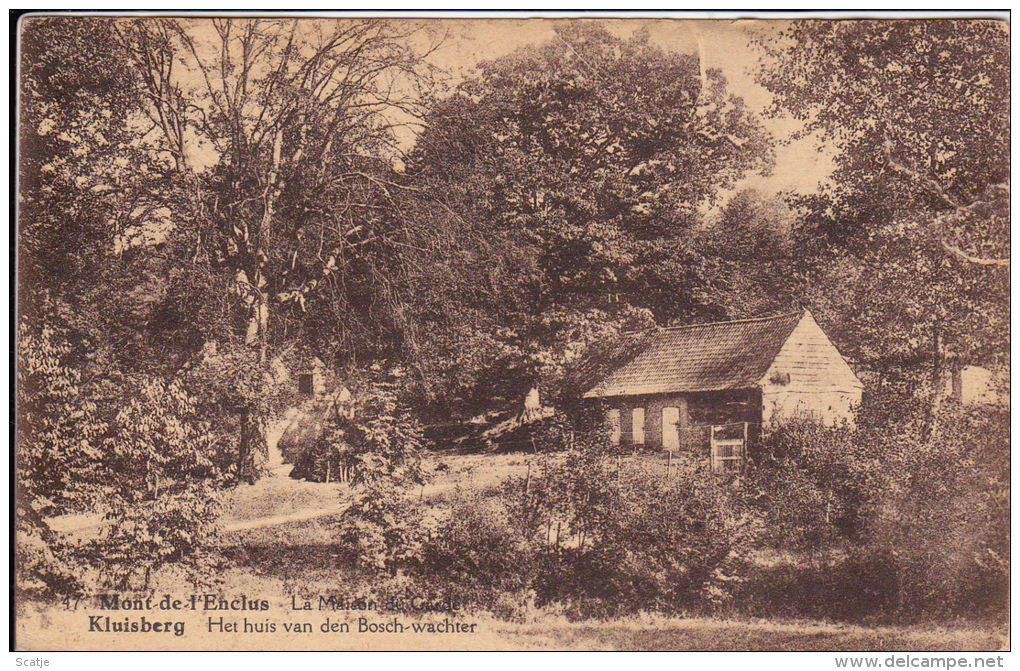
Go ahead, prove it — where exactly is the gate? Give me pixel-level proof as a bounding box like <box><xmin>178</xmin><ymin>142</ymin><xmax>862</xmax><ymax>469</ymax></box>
<box><xmin>709</xmin><ymin>422</ymin><xmax>748</xmax><ymax>473</ymax></box>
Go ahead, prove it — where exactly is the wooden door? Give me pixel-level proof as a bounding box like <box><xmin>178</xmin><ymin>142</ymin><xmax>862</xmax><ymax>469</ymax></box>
<box><xmin>632</xmin><ymin>407</ymin><xmax>645</xmax><ymax>445</ymax></box>
<box><xmin>662</xmin><ymin>406</ymin><xmax>680</xmax><ymax>450</ymax></box>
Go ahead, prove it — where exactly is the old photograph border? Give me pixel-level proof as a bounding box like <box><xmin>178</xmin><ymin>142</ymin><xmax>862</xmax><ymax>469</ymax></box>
<box><xmin>12</xmin><ymin>8</ymin><xmax>1011</xmax><ymax>658</ymax></box>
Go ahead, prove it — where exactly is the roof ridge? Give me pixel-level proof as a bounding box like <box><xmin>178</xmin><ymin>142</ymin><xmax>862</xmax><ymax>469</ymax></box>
<box><xmin>659</xmin><ymin>310</ymin><xmax>804</xmax><ymax>332</ymax></box>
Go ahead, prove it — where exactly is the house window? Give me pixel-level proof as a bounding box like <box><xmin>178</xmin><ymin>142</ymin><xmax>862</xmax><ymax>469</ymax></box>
<box><xmin>607</xmin><ymin>409</ymin><xmax>621</xmax><ymax>446</ymax></box>
<box><xmin>298</xmin><ymin>373</ymin><xmax>314</xmax><ymax>396</ymax></box>
<box><xmin>632</xmin><ymin>407</ymin><xmax>645</xmax><ymax>445</ymax></box>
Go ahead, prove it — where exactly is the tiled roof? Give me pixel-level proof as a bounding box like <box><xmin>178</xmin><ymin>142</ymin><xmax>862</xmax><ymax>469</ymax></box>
<box><xmin>561</xmin><ymin>329</ymin><xmax>657</xmax><ymax>399</ymax></box>
<box><xmin>584</xmin><ymin>312</ymin><xmax>803</xmax><ymax>397</ymax></box>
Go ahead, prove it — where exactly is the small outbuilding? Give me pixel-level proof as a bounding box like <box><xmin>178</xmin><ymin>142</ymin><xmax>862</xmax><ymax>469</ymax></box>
<box><xmin>583</xmin><ymin>310</ymin><xmax>863</xmax><ymax>468</ymax></box>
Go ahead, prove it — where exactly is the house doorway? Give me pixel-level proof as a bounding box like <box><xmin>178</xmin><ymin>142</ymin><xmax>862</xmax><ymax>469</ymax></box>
<box><xmin>632</xmin><ymin>407</ymin><xmax>645</xmax><ymax>445</ymax></box>
<box><xmin>662</xmin><ymin>407</ymin><xmax>680</xmax><ymax>450</ymax></box>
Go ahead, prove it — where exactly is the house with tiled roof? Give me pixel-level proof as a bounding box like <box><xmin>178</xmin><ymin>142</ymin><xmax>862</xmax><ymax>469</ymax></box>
<box><xmin>583</xmin><ymin>310</ymin><xmax>863</xmax><ymax>467</ymax></box>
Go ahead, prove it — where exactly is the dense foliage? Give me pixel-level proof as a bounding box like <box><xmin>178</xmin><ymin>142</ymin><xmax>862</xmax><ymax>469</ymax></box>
<box><xmin>17</xmin><ymin>314</ymin><xmax>226</xmax><ymax>593</ymax></box>
<box><xmin>17</xmin><ymin>18</ymin><xmax>1007</xmax><ymax>629</ymax></box>
<box><xmin>409</xmin><ymin>400</ymin><xmax>1008</xmax><ymax>624</ymax></box>
<box><xmin>405</xmin><ymin>24</ymin><xmax>773</xmax><ymax>419</ymax></box>
<box><xmin>755</xmin><ymin>20</ymin><xmax>1009</xmax><ymax>431</ymax></box>
<box><xmin>17</xmin><ymin>16</ymin><xmax>441</xmax><ymax>594</ymax></box>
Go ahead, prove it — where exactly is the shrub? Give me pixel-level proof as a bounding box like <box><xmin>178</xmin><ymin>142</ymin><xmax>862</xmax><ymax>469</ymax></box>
<box><xmin>294</xmin><ymin>383</ymin><xmax>425</xmax><ymax>484</ymax></box>
<box><xmin>329</xmin><ymin>383</ymin><xmax>429</xmax><ymax>572</ymax></box>
<box><xmin>18</xmin><ymin>321</ymin><xmax>226</xmax><ymax>594</ymax></box>
<box><xmin>78</xmin><ymin>378</ymin><xmax>224</xmax><ymax>589</ymax></box>
<box><xmin>532</xmin><ymin>466</ymin><xmax>760</xmax><ymax>619</ymax></box>
<box><xmin>418</xmin><ymin>498</ymin><xmax>537</xmax><ymax>617</ymax></box>
<box><xmin>418</xmin><ymin>433</ymin><xmax>763</xmax><ymax>620</ymax></box>
<box><xmin>349</xmin><ymin>404</ymin><xmax>1009</xmax><ymax>625</ymax></box>
<box><xmin>15</xmin><ymin>528</ymin><xmax>85</xmax><ymax>599</ymax></box>
<box><xmin>734</xmin><ymin>408</ymin><xmax>1009</xmax><ymax>624</ymax></box>
<box><xmin>728</xmin><ymin>548</ymin><xmax>899</xmax><ymax>623</ymax></box>
<box><xmin>745</xmin><ymin>420</ymin><xmax>882</xmax><ymax>549</ymax></box>
<box><xmin>17</xmin><ymin>323</ymin><xmax>108</xmax><ymax>519</ymax></box>
<box><xmin>336</xmin><ymin>477</ymin><xmax>426</xmax><ymax>573</ymax></box>
<box><xmin>508</xmin><ymin>435</ymin><xmax>624</xmax><ymax>550</ymax></box>
<box><xmin>867</xmin><ymin>406</ymin><xmax>1010</xmax><ymax>621</ymax></box>
<box><xmin>85</xmin><ymin>484</ymin><xmax>222</xmax><ymax>589</ymax></box>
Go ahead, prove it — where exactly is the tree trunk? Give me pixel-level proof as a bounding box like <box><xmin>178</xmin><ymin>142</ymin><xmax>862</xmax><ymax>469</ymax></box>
<box><xmin>950</xmin><ymin>359</ymin><xmax>963</xmax><ymax>404</ymax></box>
<box><xmin>923</xmin><ymin>319</ymin><xmax>945</xmax><ymax>444</ymax></box>
<box><xmin>238</xmin><ymin>406</ymin><xmax>258</xmax><ymax>485</ymax></box>
<box><xmin>258</xmin><ymin>297</ymin><xmax>269</xmax><ymax>366</ymax></box>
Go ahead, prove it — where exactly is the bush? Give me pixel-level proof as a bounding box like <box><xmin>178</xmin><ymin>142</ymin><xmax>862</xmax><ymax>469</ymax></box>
<box><xmin>85</xmin><ymin>484</ymin><xmax>222</xmax><ymax>590</ymax></box>
<box><xmin>746</xmin><ymin>420</ymin><xmax>881</xmax><ymax>549</ymax></box>
<box><xmin>418</xmin><ymin>499</ymin><xmax>537</xmax><ymax>618</ymax></box>
<box><xmin>336</xmin><ymin>477</ymin><xmax>426</xmax><ymax>573</ymax></box>
<box><xmin>18</xmin><ymin>321</ymin><xmax>227</xmax><ymax>594</ymax></box>
<box><xmin>728</xmin><ymin>548</ymin><xmax>900</xmax><ymax>623</ymax></box>
<box><xmin>15</xmin><ymin>528</ymin><xmax>86</xmax><ymax>599</ymax></box>
<box><xmin>339</xmin><ymin>403</ymin><xmax>1009</xmax><ymax>626</ymax></box>
<box><xmin>328</xmin><ymin>383</ymin><xmax>429</xmax><ymax>572</ymax></box>
<box><xmin>533</xmin><ymin>464</ymin><xmax>760</xmax><ymax>619</ymax></box>
<box><xmin>416</xmin><ymin>433</ymin><xmax>763</xmax><ymax>620</ymax></box>
<box><xmin>866</xmin><ymin>406</ymin><xmax>1010</xmax><ymax>621</ymax></box>
<box><xmin>293</xmin><ymin>383</ymin><xmax>425</xmax><ymax>484</ymax></box>
<box><xmin>17</xmin><ymin>323</ymin><xmax>108</xmax><ymax>519</ymax></box>
<box><xmin>732</xmin><ymin>408</ymin><xmax>1009</xmax><ymax>624</ymax></box>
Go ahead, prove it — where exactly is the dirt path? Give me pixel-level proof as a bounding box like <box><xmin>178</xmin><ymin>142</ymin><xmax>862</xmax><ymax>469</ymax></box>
<box><xmin>218</xmin><ymin>453</ymin><xmax>535</xmax><ymax>532</ymax></box>
<box><xmin>220</xmin><ymin>479</ymin><xmax>460</xmax><ymax>532</ymax></box>
<box><xmin>45</xmin><ymin>453</ymin><xmax>532</xmax><ymax>536</ymax></box>
<box><xmin>221</xmin><ymin>504</ymin><xmax>344</xmax><ymax>532</ymax></box>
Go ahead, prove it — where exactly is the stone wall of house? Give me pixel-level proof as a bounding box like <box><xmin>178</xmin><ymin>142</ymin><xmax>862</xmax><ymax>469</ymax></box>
<box><xmin>608</xmin><ymin>389</ymin><xmax>760</xmax><ymax>450</ymax></box>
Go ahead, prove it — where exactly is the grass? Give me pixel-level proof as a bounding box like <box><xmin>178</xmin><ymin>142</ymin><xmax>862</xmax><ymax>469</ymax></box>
<box><xmin>46</xmin><ymin>450</ymin><xmax>676</xmax><ymax>534</ymax></box>
<box><xmin>23</xmin><ymin>450</ymin><xmax>1008</xmax><ymax>652</ymax></box>
<box><xmin>217</xmin><ymin>452</ymin><xmax>544</xmax><ymax>530</ymax></box>
<box><xmin>494</xmin><ymin>619</ymin><xmax>1008</xmax><ymax>651</ymax></box>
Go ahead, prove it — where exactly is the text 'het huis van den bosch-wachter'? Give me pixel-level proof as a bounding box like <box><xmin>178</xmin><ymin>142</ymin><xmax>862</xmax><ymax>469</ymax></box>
<box><xmin>67</xmin><ymin>592</ymin><xmax>477</xmax><ymax>638</ymax></box>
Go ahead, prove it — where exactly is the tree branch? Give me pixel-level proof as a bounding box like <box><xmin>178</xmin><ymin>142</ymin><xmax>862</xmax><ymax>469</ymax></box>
<box><xmin>883</xmin><ymin>135</ymin><xmax>1009</xmax><ymax>267</ymax></box>
<box><xmin>941</xmin><ymin>240</ymin><xmax>1010</xmax><ymax>267</ymax></box>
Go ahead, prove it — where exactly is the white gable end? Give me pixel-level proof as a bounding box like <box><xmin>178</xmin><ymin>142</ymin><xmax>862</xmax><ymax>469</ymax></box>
<box><xmin>758</xmin><ymin>311</ymin><xmax>863</xmax><ymax>427</ymax></box>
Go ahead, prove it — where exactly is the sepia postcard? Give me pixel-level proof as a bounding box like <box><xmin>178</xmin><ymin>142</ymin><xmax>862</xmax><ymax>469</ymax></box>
<box><xmin>14</xmin><ymin>11</ymin><xmax>1010</xmax><ymax>654</ymax></box>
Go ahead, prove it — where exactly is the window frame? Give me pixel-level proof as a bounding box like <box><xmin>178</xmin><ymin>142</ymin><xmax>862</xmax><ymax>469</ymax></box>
<box><xmin>607</xmin><ymin>408</ymin><xmax>621</xmax><ymax>446</ymax></box>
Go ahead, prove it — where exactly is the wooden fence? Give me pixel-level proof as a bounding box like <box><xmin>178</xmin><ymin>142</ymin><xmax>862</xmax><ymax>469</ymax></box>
<box><xmin>709</xmin><ymin>422</ymin><xmax>749</xmax><ymax>473</ymax></box>
<box><xmin>665</xmin><ymin>421</ymin><xmax>751</xmax><ymax>474</ymax></box>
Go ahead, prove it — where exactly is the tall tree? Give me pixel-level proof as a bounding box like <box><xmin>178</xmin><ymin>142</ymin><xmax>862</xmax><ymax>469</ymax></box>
<box><xmin>757</xmin><ymin>20</ymin><xmax>1008</xmax><ymax>248</ymax></box>
<box><xmin>18</xmin><ymin>18</ymin><xmax>234</xmax><ymax>591</ymax></box>
<box><xmin>407</xmin><ymin>23</ymin><xmax>772</xmax><ymax>415</ymax></box>
<box><xmin>19</xmin><ymin>17</ymin><xmax>144</xmax><ymax>321</ymax></box>
<box><xmin>19</xmin><ymin>17</ymin><xmax>144</xmax><ymax>521</ymax></box>
<box><xmin>414</xmin><ymin>23</ymin><xmax>772</xmax><ymax>319</ymax></box>
<box><xmin>114</xmin><ymin>18</ymin><xmax>441</xmax><ymax>470</ymax></box>
<box><xmin>698</xmin><ymin>188</ymin><xmax>805</xmax><ymax>318</ymax></box>
<box><xmin>755</xmin><ymin>20</ymin><xmax>1009</xmax><ymax>429</ymax></box>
